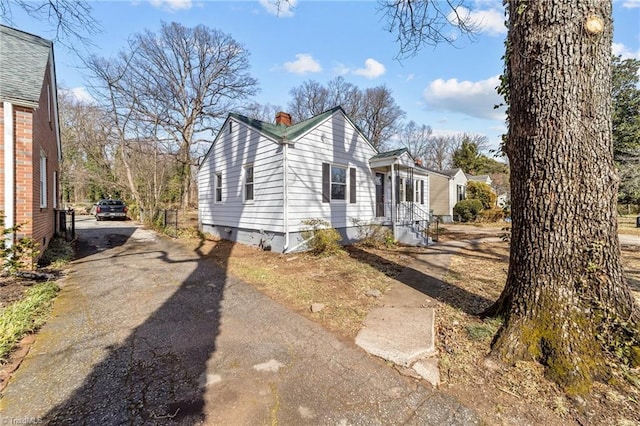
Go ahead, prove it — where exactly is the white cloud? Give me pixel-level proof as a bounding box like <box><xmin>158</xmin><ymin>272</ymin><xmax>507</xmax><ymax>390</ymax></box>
<box><xmin>622</xmin><ymin>0</ymin><xmax>640</xmax><ymax>8</ymax></box>
<box><xmin>149</xmin><ymin>0</ymin><xmax>192</xmax><ymax>11</ymax></box>
<box><xmin>333</xmin><ymin>63</ymin><xmax>350</xmax><ymax>76</ymax></box>
<box><xmin>352</xmin><ymin>58</ymin><xmax>386</xmax><ymax>79</ymax></box>
<box><xmin>68</xmin><ymin>87</ymin><xmax>95</xmax><ymax>104</ymax></box>
<box><xmin>260</xmin><ymin>0</ymin><xmax>297</xmax><ymax>17</ymax></box>
<box><xmin>448</xmin><ymin>6</ymin><xmax>506</xmax><ymax>36</ymax></box>
<box><xmin>283</xmin><ymin>53</ymin><xmax>322</xmax><ymax>74</ymax></box>
<box><xmin>612</xmin><ymin>42</ymin><xmax>640</xmax><ymax>59</ymax></box>
<box><xmin>424</xmin><ymin>75</ymin><xmax>506</xmax><ymax>121</ymax></box>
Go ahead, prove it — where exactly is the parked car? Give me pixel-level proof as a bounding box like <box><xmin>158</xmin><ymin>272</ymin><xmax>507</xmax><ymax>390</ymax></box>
<box><xmin>95</xmin><ymin>199</ymin><xmax>128</xmax><ymax>221</ymax></box>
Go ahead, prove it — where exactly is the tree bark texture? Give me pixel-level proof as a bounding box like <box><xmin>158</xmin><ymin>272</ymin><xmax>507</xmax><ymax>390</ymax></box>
<box><xmin>489</xmin><ymin>0</ymin><xmax>639</xmax><ymax>394</ymax></box>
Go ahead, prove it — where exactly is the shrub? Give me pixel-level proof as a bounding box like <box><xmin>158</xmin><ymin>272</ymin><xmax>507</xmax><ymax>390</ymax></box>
<box><xmin>466</xmin><ymin>181</ymin><xmax>497</xmax><ymax>209</ymax></box>
<box><xmin>1</xmin><ymin>214</ymin><xmax>40</xmax><ymax>273</ymax></box>
<box><xmin>454</xmin><ymin>199</ymin><xmax>483</xmax><ymax>222</ymax></box>
<box><xmin>478</xmin><ymin>208</ymin><xmax>506</xmax><ymax>223</ymax></box>
<box><xmin>350</xmin><ymin>218</ymin><xmax>395</xmax><ymax>248</ymax></box>
<box><xmin>301</xmin><ymin>219</ymin><xmax>342</xmax><ymax>255</ymax></box>
<box><xmin>38</xmin><ymin>236</ymin><xmax>74</xmax><ymax>268</ymax></box>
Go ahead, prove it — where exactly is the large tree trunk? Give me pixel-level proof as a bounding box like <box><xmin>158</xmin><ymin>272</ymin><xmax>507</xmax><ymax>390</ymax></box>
<box><xmin>486</xmin><ymin>0</ymin><xmax>639</xmax><ymax>394</ymax></box>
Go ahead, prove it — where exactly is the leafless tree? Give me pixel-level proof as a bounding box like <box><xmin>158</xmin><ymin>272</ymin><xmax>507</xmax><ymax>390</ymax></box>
<box><xmin>288</xmin><ymin>78</ymin><xmax>404</xmax><ymax>150</ymax></box>
<box><xmin>378</xmin><ymin>0</ymin><xmax>478</xmax><ymax>59</ymax></box>
<box><xmin>87</xmin><ymin>22</ymin><xmax>259</xmax><ymax>210</ymax></box>
<box><xmin>424</xmin><ymin>135</ymin><xmax>456</xmax><ymax>171</ymax></box>
<box><xmin>0</xmin><ymin>0</ymin><xmax>99</xmax><ymax>49</ymax></box>
<box><xmin>397</xmin><ymin>120</ymin><xmax>432</xmax><ymax>161</ymax></box>
<box><xmin>242</xmin><ymin>102</ymin><xmax>285</xmax><ymax>123</ymax></box>
<box><xmin>57</xmin><ymin>88</ymin><xmax>122</xmax><ymax>203</ymax></box>
<box><xmin>360</xmin><ymin>85</ymin><xmax>405</xmax><ymax>151</ymax></box>
<box><xmin>326</xmin><ymin>76</ymin><xmax>363</xmax><ymax>119</ymax></box>
<box><xmin>288</xmin><ymin>80</ymin><xmax>331</xmax><ymax>123</ymax></box>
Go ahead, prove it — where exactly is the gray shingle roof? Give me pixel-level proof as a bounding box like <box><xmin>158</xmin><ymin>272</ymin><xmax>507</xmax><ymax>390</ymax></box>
<box><xmin>0</xmin><ymin>25</ymin><xmax>53</xmax><ymax>106</ymax></box>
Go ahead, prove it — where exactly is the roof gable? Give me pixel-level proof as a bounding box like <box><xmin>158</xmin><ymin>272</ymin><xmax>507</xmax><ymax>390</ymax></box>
<box><xmin>0</xmin><ymin>25</ymin><xmax>53</xmax><ymax>107</ymax></box>
<box><xmin>229</xmin><ymin>106</ymin><xmax>373</xmax><ymax>145</ymax></box>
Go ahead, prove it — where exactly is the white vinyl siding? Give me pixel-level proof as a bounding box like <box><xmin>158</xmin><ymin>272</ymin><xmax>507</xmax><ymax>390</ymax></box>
<box><xmin>215</xmin><ymin>173</ymin><xmax>222</xmax><ymax>203</ymax></box>
<box><xmin>286</xmin><ymin>112</ymin><xmax>377</xmax><ymax>231</ymax></box>
<box><xmin>244</xmin><ymin>164</ymin><xmax>254</xmax><ymax>202</ymax></box>
<box><xmin>198</xmin><ymin>111</ymin><xmax>379</xmax><ymax>237</ymax></box>
<box><xmin>197</xmin><ymin>119</ymin><xmax>284</xmax><ymax>232</ymax></box>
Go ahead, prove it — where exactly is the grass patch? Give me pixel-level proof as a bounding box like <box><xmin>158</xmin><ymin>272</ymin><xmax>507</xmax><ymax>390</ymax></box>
<box><xmin>0</xmin><ymin>282</ymin><xmax>59</xmax><ymax>362</ymax></box>
<box><xmin>38</xmin><ymin>237</ymin><xmax>74</xmax><ymax>268</ymax></box>
<box><xmin>465</xmin><ymin>318</ymin><xmax>502</xmax><ymax>342</ymax></box>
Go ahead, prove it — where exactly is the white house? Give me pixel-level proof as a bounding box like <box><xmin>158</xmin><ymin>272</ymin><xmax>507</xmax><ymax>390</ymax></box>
<box><xmin>197</xmin><ymin>107</ymin><xmax>431</xmax><ymax>252</ymax></box>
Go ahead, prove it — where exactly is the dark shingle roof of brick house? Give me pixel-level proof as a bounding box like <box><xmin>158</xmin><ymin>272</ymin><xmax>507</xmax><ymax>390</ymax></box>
<box><xmin>0</xmin><ymin>25</ymin><xmax>53</xmax><ymax>107</ymax></box>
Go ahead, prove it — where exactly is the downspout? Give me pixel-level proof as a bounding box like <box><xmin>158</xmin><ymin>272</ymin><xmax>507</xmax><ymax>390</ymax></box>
<box><xmin>3</xmin><ymin>102</ymin><xmax>15</xmax><ymax>249</ymax></box>
<box><xmin>390</xmin><ymin>162</ymin><xmax>396</xmax><ymax>241</ymax></box>
<box><xmin>282</xmin><ymin>138</ymin><xmax>290</xmax><ymax>252</ymax></box>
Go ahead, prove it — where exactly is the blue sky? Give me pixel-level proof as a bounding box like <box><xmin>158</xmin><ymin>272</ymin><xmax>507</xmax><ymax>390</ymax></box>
<box><xmin>4</xmin><ymin>0</ymin><xmax>640</xmax><ymax>152</ymax></box>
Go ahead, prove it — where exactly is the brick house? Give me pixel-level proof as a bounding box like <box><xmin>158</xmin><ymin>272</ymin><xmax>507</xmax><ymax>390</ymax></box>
<box><xmin>0</xmin><ymin>25</ymin><xmax>62</xmax><ymax>256</ymax></box>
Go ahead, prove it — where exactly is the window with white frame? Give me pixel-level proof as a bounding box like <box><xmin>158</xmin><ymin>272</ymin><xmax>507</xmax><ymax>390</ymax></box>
<box><xmin>215</xmin><ymin>172</ymin><xmax>222</xmax><ymax>202</ymax></box>
<box><xmin>40</xmin><ymin>154</ymin><xmax>47</xmax><ymax>208</ymax></box>
<box><xmin>399</xmin><ymin>177</ymin><xmax>405</xmax><ymax>202</ymax></box>
<box><xmin>53</xmin><ymin>171</ymin><xmax>58</xmax><ymax>208</ymax></box>
<box><xmin>415</xmin><ymin>179</ymin><xmax>421</xmax><ymax>204</ymax></box>
<box><xmin>244</xmin><ymin>165</ymin><xmax>254</xmax><ymax>201</ymax></box>
<box><xmin>322</xmin><ymin>163</ymin><xmax>355</xmax><ymax>203</ymax></box>
<box><xmin>330</xmin><ymin>165</ymin><xmax>347</xmax><ymax>200</ymax></box>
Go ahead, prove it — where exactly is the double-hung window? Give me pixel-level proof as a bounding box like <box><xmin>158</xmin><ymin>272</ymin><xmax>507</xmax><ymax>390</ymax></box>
<box><xmin>330</xmin><ymin>165</ymin><xmax>347</xmax><ymax>201</ymax></box>
<box><xmin>215</xmin><ymin>172</ymin><xmax>222</xmax><ymax>203</ymax></box>
<box><xmin>457</xmin><ymin>184</ymin><xmax>466</xmax><ymax>202</ymax></box>
<box><xmin>244</xmin><ymin>165</ymin><xmax>254</xmax><ymax>202</ymax></box>
<box><xmin>322</xmin><ymin>163</ymin><xmax>356</xmax><ymax>203</ymax></box>
<box><xmin>40</xmin><ymin>154</ymin><xmax>47</xmax><ymax>208</ymax></box>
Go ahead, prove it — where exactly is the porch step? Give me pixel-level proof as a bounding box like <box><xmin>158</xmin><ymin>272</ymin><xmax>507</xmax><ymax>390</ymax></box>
<box><xmin>396</xmin><ymin>225</ymin><xmax>430</xmax><ymax>247</ymax></box>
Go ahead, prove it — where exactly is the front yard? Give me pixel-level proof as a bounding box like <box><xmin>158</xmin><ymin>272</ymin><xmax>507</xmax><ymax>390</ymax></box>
<box><xmin>180</xmin><ymin>218</ymin><xmax>640</xmax><ymax>426</ymax></box>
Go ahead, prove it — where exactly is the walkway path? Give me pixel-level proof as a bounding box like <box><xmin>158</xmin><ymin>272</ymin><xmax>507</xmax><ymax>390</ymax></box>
<box><xmin>0</xmin><ymin>216</ymin><xmax>478</xmax><ymax>425</ymax></box>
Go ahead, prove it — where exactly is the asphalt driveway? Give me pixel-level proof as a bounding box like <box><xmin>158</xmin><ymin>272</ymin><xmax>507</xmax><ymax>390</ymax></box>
<box><xmin>0</xmin><ymin>216</ymin><xmax>477</xmax><ymax>425</ymax></box>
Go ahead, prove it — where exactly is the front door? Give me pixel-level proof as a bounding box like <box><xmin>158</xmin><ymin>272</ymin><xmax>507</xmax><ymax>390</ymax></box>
<box><xmin>375</xmin><ymin>173</ymin><xmax>385</xmax><ymax>217</ymax></box>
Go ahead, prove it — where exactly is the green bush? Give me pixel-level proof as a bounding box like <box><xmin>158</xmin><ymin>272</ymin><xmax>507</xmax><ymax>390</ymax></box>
<box><xmin>454</xmin><ymin>199</ymin><xmax>484</xmax><ymax>222</ymax></box>
<box><xmin>466</xmin><ymin>181</ymin><xmax>497</xmax><ymax>209</ymax></box>
<box><xmin>301</xmin><ymin>219</ymin><xmax>342</xmax><ymax>256</ymax></box>
<box><xmin>38</xmin><ymin>236</ymin><xmax>74</xmax><ymax>268</ymax></box>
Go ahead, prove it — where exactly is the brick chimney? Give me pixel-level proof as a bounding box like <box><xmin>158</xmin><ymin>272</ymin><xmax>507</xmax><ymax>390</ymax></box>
<box><xmin>275</xmin><ymin>112</ymin><xmax>292</xmax><ymax>127</ymax></box>
<box><xmin>415</xmin><ymin>159</ymin><xmax>423</xmax><ymax>167</ymax></box>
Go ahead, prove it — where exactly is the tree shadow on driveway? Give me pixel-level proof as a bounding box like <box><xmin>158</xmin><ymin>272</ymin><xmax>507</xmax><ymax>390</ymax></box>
<box><xmin>32</xmin><ymin>222</ymin><xmax>228</xmax><ymax>424</ymax></box>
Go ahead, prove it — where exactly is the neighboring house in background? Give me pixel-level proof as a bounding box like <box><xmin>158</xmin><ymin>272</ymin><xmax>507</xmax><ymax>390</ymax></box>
<box><xmin>0</xmin><ymin>25</ymin><xmax>61</xmax><ymax>256</ymax></box>
<box><xmin>428</xmin><ymin>168</ymin><xmax>468</xmax><ymax>222</ymax></box>
<box><xmin>466</xmin><ymin>173</ymin><xmax>493</xmax><ymax>187</ymax></box>
<box><xmin>197</xmin><ymin>107</ymin><xmax>431</xmax><ymax>253</ymax></box>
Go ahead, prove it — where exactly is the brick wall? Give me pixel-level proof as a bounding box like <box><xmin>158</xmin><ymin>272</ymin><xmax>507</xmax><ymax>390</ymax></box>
<box><xmin>0</xmin><ymin>57</ymin><xmax>60</xmax><ymax>256</ymax></box>
<box><xmin>0</xmin><ymin>103</ymin><xmax>4</xmax><ymax>215</ymax></box>
<box><xmin>30</xmin><ymin>58</ymin><xmax>59</xmax><ymax>251</ymax></box>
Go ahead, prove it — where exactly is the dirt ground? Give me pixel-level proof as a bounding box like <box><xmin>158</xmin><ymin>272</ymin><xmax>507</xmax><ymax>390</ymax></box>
<box><xmin>181</xmin><ymin>224</ymin><xmax>640</xmax><ymax>426</ymax></box>
<box><xmin>2</xmin><ymin>217</ymin><xmax>639</xmax><ymax>425</ymax></box>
